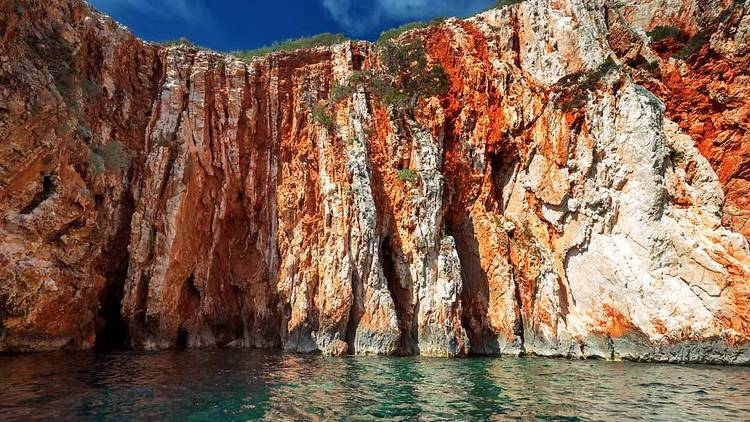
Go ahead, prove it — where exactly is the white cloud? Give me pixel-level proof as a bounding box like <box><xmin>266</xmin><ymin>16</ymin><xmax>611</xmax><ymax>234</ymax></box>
<box><xmin>91</xmin><ymin>0</ymin><xmax>208</xmax><ymax>23</ymax></box>
<box><xmin>322</xmin><ymin>0</ymin><xmax>494</xmax><ymax>34</ymax></box>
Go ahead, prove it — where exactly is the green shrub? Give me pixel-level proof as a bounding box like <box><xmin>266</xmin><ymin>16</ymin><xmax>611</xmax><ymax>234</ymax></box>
<box><xmin>153</xmin><ymin>135</ymin><xmax>172</xmax><ymax>147</ymax></box>
<box><xmin>327</xmin><ymin>70</ymin><xmax>380</xmax><ymax>105</ymax></box>
<box><xmin>298</xmin><ymin>28</ymin><xmax>451</xmax><ymax>118</ymax></box>
<box><xmin>231</xmin><ymin>33</ymin><xmax>347</xmax><ymax>61</ymax></box>
<box><xmin>586</xmin><ymin>56</ymin><xmax>618</xmax><ymax>88</ymax></box>
<box><xmin>372</xmin><ymin>74</ymin><xmax>409</xmax><ymax>106</ymax></box>
<box><xmin>379</xmin><ymin>39</ymin><xmax>426</xmax><ymax>76</ymax></box>
<box><xmin>312</xmin><ymin>104</ymin><xmax>334</xmax><ymax>129</ymax></box>
<box><xmin>76</xmin><ymin>125</ymin><xmax>92</xmax><ymax>140</ymax></box>
<box><xmin>14</xmin><ymin>0</ymin><xmax>24</xmax><ymax>17</ymax></box>
<box><xmin>83</xmin><ymin>79</ymin><xmax>103</xmax><ymax>97</ymax></box>
<box><xmin>38</xmin><ymin>30</ymin><xmax>77</xmax><ymax>110</ymax></box>
<box><xmin>673</xmin><ymin>0</ymin><xmax>743</xmax><ymax>59</ymax></box>
<box><xmin>709</xmin><ymin>89</ymin><xmax>732</xmax><ymax>105</ymax></box>
<box><xmin>89</xmin><ymin>150</ymin><xmax>105</xmax><ymax>176</ymax></box>
<box><xmin>647</xmin><ymin>26</ymin><xmax>687</xmax><ymax>42</ymax></box>
<box><xmin>375</xmin><ymin>39</ymin><xmax>450</xmax><ymax>108</ymax></box>
<box><xmin>100</xmin><ymin>140</ymin><xmax>130</xmax><ymax>172</ymax></box>
<box><xmin>636</xmin><ymin>59</ymin><xmax>661</xmax><ymax>74</ymax></box>
<box><xmin>493</xmin><ymin>0</ymin><xmax>524</xmax><ymax>9</ymax></box>
<box><xmin>321</xmin><ymin>40</ymin><xmax>450</xmax><ymax>111</ymax></box>
<box><xmin>89</xmin><ymin>140</ymin><xmax>130</xmax><ymax>175</ymax></box>
<box><xmin>555</xmin><ymin>56</ymin><xmax>617</xmax><ymax>89</ymax></box>
<box><xmin>377</xmin><ymin>22</ymin><xmax>430</xmax><ymax>45</ymax></box>
<box><xmin>328</xmin><ymin>80</ymin><xmax>356</xmax><ymax>104</ymax></box>
<box><xmin>158</xmin><ymin>37</ymin><xmax>196</xmax><ymax>48</ymax></box>
<box><xmin>376</xmin><ymin>16</ymin><xmax>449</xmax><ymax>45</ymax></box>
<box><xmin>554</xmin><ymin>56</ymin><xmax>619</xmax><ymax>111</ymax></box>
<box><xmin>670</xmin><ymin>149</ymin><xmax>686</xmax><ymax>164</ymax></box>
<box><xmin>674</xmin><ymin>32</ymin><xmax>708</xmax><ymax>59</ymax></box>
<box><xmin>422</xmin><ymin>65</ymin><xmax>450</xmax><ymax>97</ymax></box>
<box><xmin>555</xmin><ymin>91</ymin><xmax>590</xmax><ymax>112</ymax></box>
<box><xmin>397</xmin><ymin>168</ymin><xmax>418</xmax><ymax>183</ymax></box>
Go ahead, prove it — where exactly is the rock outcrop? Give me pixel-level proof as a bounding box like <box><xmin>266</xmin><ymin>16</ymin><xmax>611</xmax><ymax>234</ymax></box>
<box><xmin>0</xmin><ymin>0</ymin><xmax>748</xmax><ymax>363</ymax></box>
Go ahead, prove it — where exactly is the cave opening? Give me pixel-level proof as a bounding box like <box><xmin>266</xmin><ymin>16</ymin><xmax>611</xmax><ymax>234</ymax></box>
<box><xmin>176</xmin><ymin>328</ymin><xmax>189</xmax><ymax>349</ymax></box>
<box><xmin>94</xmin><ymin>279</ymin><xmax>130</xmax><ymax>350</ymax></box>
<box><xmin>487</xmin><ymin>143</ymin><xmax>519</xmax><ymax>214</ymax></box>
<box><xmin>352</xmin><ymin>52</ymin><xmax>365</xmax><ymax>71</ymax></box>
<box><xmin>175</xmin><ymin>273</ymin><xmax>201</xmax><ymax>349</ymax></box>
<box><xmin>448</xmin><ymin>217</ymin><xmax>500</xmax><ymax>356</ymax></box>
<box><xmin>345</xmin><ymin>272</ymin><xmax>363</xmax><ymax>355</ymax></box>
<box><xmin>380</xmin><ymin>236</ymin><xmax>417</xmax><ymax>356</ymax></box>
<box><xmin>94</xmin><ymin>191</ymin><xmax>135</xmax><ymax>351</ymax></box>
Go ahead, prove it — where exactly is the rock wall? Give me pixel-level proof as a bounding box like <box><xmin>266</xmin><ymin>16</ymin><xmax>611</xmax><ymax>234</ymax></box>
<box><xmin>0</xmin><ymin>0</ymin><xmax>748</xmax><ymax>363</ymax></box>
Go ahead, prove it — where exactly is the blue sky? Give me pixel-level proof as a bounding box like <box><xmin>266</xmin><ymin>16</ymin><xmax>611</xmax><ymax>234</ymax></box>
<box><xmin>88</xmin><ymin>0</ymin><xmax>496</xmax><ymax>52</ymax></box>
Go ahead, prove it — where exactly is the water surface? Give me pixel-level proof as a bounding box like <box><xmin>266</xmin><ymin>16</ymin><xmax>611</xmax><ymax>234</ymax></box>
<box><xmin>1</xmin><ymin>350</ymin><xmax>749</xmax><ymax>421</ymax></box>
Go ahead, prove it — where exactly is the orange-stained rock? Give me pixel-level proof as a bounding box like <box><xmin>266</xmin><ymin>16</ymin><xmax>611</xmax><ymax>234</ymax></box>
<box><xmin>633</xmin><ymin>3</ymin><xmax>750</xmax><ymax>242</ymax></box>
<box><xmin>1</xmin><ymin>0</ymin><xmax>749</xmax><ymax>364</ymax></box>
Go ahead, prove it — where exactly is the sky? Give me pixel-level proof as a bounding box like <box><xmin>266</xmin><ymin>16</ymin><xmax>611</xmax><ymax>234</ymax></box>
<box><xmin>88</xmin><ymin>0</ymin><xmax>496</xmax><ymax>52</ymax></box>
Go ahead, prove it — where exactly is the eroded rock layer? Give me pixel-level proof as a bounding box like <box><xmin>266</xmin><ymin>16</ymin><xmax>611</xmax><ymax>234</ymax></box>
<box><xmin>1</xmin><ymin>0</ymin><xmax>749</xmax><ymax>363</ymax></box>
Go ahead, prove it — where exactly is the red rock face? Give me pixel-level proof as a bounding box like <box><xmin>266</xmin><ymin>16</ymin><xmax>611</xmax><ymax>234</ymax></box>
<box><xmin>0</xmin><ymin>0</ymin><xmax>161</xmax><ymax>350</ymax></box>
<box><xmin>633</xmin><ymin>3</ymin><xmax>750</xmax><ymax>241</ymax></box>
<box><xmin>1</xmin><ymin>0</ymin><xmax>749</xmax><ymax>363</ymax></box>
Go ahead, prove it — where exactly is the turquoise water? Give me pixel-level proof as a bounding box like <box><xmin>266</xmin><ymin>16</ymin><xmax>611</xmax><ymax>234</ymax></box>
<box><xmin>1</xmin><ymin>350</ymin><xmax>749</xmax><ymax>421</ymax></box>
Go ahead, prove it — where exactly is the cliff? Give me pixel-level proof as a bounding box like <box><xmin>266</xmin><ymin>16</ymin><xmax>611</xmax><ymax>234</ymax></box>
<box><xmin>0</xmin><ymin>0</ymin><xmax>749</xmax><ymax>363</ymax></box>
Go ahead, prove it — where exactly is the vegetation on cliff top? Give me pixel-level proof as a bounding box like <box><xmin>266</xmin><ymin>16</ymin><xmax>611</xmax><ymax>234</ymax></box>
<box><xmin>230</xmin><ymin>33</ymin><xmax>348</xmax><ymax>61</ymax></box>
<box><xmin>157</xmin><ymin>37</ymin><xmax>198</xmax><ymax>48</ymax></box>
<box><xmin>157</xmin><ymin>0</ymin><xmax>527</xmax><ymax>62</ymax></box>
<box><xmin>373</xmin><ymin>0</ymin><xmax>525</xmax><ymax>44</ymax></box>
<box><xmin>376</xmin><ymin>18</ymin><xmax>447</xmax><ymax>44</ymax></box>
<box><xmin>157</xmin><ymin>34</ymin><xmax>348</xmax><ymax>62</ymax></box>
<box><xmin>493</xmin><ymin>0</ymin><xmax>525</xmax><ymax>8</ymax></box>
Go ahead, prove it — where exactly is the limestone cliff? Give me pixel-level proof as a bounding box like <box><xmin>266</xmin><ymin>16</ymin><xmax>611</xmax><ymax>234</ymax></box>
<box><xmin>1</xmin><ymin>0</ymin><xmax>749</xmax><ymax>363</ymax></box>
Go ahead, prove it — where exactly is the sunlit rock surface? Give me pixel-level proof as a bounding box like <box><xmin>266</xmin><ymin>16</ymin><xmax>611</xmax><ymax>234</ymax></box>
<box><xmin>0</xmin><ymin>0</ymin><xmax>748</xmax><ymax>363</ymax></box>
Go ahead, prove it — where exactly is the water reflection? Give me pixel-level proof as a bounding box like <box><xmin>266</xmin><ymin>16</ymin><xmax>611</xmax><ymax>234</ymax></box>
<box><xmin>1</xmin><ymin>350</ymin><xmax>749</xmax><ymax>421</ymax></box>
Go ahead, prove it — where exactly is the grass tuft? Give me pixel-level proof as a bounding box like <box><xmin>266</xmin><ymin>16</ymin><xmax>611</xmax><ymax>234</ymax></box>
<box><xmin>376</xmin><ymin>18</ymin><xmax>446</xmax><ymax>45</ymax></box>
<box><xmin>397</xmin><ymin>168</ymin><xmax>419</xmax><ymax>183</ymax></box>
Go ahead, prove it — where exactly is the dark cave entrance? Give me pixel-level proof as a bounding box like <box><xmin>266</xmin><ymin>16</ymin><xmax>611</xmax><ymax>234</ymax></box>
<box><xmin>176</xmin><ymin>328</ymin><xmax>189</xmax><ymax>349</ymax></box>
<box><xmin>380</xmin><ymin>236</ymin><xmax>417</xmax><ymax>356</ymax></box>
<box><xmin>447</xmin><ymin>217</ymin><xmax>501</xmax><ymax>356</ymax></box>
<box><xmin>95</xmin><ymin>275</ymin><xmax>130</xmax><ymax>350</ymax></box>
<box><xmin>94</xmin><ymin>191</ymin><xmax>135</xmax><ymax>351</ymax></box>
<box><xmin>176</xmin><ymin>273</ymin><xmax>201</xmax><ymax>349</ymax></box>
